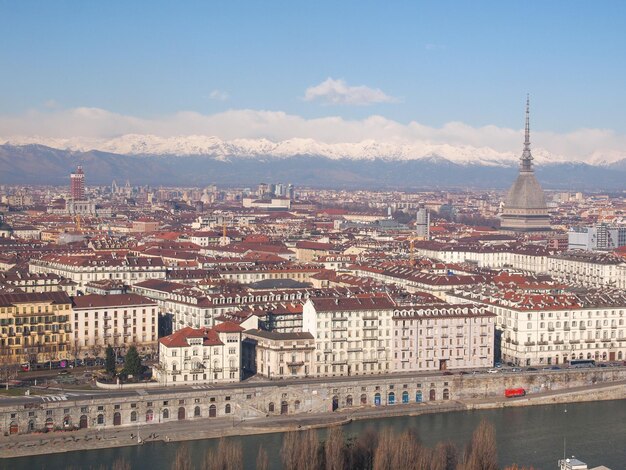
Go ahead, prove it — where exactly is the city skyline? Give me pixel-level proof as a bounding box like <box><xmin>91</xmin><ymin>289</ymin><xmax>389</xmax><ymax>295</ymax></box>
<box><xmin>2</xmin><ymin>2</ymin><xmax>626</xmax><ymax>164</ymax></box>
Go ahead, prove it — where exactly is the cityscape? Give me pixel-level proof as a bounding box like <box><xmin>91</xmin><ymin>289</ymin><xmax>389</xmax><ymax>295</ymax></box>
<box><xmin>1</xmin><ymin>2</ymin><xmax>626</xmax><ymax>470</ymax></box>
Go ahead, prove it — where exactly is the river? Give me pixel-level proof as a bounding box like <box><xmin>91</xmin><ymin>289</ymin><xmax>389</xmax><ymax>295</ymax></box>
<box><xmin>6</xmin><ymin>399</ymin><xmax>626</xmax><ymax>469</ymax></box>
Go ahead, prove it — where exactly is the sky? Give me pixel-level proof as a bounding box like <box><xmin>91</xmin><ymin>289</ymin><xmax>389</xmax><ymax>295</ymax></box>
<box><xmin>2</xmin><ymin>1</ymin><xmax>626</xmax><ymax>161</ymax></box>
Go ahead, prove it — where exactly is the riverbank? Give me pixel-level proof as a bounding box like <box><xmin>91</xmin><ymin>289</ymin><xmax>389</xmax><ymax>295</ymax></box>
<box><xmin>2</xmin><ymin>378</ymin><xmax>625</xmax><ymax>459</ymax></box>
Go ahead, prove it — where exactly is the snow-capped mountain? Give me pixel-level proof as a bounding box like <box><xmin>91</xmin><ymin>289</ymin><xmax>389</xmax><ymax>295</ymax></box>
<box><xmin>1</xmin><ymin>134</ymin><xmax>568</xmax><ymax>167</ymax></box>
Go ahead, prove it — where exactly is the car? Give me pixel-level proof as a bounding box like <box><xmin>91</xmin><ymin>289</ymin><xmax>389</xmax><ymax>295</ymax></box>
<box><xmin>487</xmin><ymin>368</ymin><xmax>500</xmax><ymax>374</ymax></box>
<box><xmin>598</xmin><ymin>363</ymin><xmax>608</xmax><ymax>368</ymax></box>
<box><xmin>57</xmin><ymin>370</ymin><xmax>69</xmax><ymax>376</ymax></box>
<box><xmin>511</xmin><ymin>367</ymin><xmax>522</xmax><ymax>372</ymax></box>
<box><xmin>550</xmin><ymin>366</ymin><xmax>561</xmax><ymax>370</ymax></box>
<box><xmin>526</xmin><ymin>367</ymin><xmax>538</xmax><ymax>371</ymax></box>
<box><xmin>458</xmin><ymin>371</ymin><xmax>470</xmax><ymax>375</ymax></box>
<box><xmin>442</xmin><ymin>371</ymin><xmax>454</xmax><ymax>376</ymax></box>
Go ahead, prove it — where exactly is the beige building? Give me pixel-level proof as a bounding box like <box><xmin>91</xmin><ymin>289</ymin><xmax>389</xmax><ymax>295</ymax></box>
<box><xmin>243</xmin><ymin>329</ymin><xmax>314</xmax><ymax>379</ymax></box>
<box><xmin>71</xmin><ymin>294</ymin><xmax>159</xmax><ymax>357</ymax></box>
<box><xmin>392</xmin><ymin>304</ymin><xmax>495</xmax><ymax>372</ymax></box>
<box><xmin>155</xmin><ymin>321</ymin><xmax>243</xmax><ymax>385</ymax></box>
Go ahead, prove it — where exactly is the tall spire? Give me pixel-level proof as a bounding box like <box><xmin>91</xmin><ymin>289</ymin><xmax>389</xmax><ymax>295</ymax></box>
<box><xmin>521</xmin><ymin>94</ymin><xmax>533</xmax><ymax>172</ymax></box>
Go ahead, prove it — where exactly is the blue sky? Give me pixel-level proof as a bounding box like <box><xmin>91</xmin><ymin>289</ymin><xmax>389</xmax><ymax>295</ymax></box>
<box><xmin>2</xmin><ymin>1</ymin><xmax>626</xmax><ymax>161</ymax></box>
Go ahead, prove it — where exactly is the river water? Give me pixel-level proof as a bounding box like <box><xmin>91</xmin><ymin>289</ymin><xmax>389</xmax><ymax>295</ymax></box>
<box><xmin>7</xmin><ymin>399</ymin><xmax>626</xmax><ymax>470</ymax></box>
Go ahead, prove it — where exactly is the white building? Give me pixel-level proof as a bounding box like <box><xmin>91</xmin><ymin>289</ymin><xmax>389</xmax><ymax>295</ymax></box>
<box><xmin>302</xmin><ymin>294</ymin><xmax>395</xmax><ymax>377</ymax></box>
<box><xmin>448</xmin><ymin>285</ymin><xmax>626</xmax><ymax>366</ymax></box>
<box><xmin>547</xmin><ymin>251</ymin><xmax>626</xmax><ymax>288</ymax></box>
<box><xmin>71</xmin><ymin>293</ymin><xmax>159</xmax><ymax>356</ymax></box>
<box><xmin>242</xmin><ymin>329</ymin><xmax>315</xmax><ymax>379</ymax></box>
<box><xmin>155</xmin><ymin>321</ymin><xmax>243</xmax><ymax>385</ymax></box>
<box><xmin>30</xmin><ymin>255</ymin><xmax>167</xmax><ymax>290</ymax></box>
<box><xmin>392</xmin><ymin>304</ymin><xmax>495</xmax><ymax>372</ymax></box>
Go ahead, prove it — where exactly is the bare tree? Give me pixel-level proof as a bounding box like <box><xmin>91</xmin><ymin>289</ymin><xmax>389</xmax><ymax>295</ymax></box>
<box><xmin>256</xmin><ymin>445</ymin><xmax>269</xmax><ymax>470</ymax></box>
<box><xmin>503</xmin><ymin>466</ymin><xmax>536</xmax><ymax>470</ymax></box>
<box><xmin>372</xmin><ymin>428</ymin><xmax>395</xmax><ymax>470</ymax></box>
<box><xmin>325</xmin><ymin>426</ymin><xmax>345</xmax><ymax>470</ymax></box>
<box><xmin>460</xmin><ymin>420</ymin><xmax>498</xmax><ymax>470</ymax></box>
<box><xmin>431</xmin><ymin>442</ymin><xmax>458</xmax><ymax>470</ymax></box>
<box><xmin>172</xmin><ymin>443</ymin><xmax>192</xmax><ymax>470</ymax></box>
<box><xmin>348</xmin><ymin>426</ymin><xmax>378</xmax><ymax>470</ymax></box>
<box><xmin>205</xmin><ymin>438</ymin><xmax>243</xmax><ymax>470</ymax></box>
<box><xmin>281</xmin><ymin>429</ymin><xmax>320</xmax><ymax>470</ymax></box>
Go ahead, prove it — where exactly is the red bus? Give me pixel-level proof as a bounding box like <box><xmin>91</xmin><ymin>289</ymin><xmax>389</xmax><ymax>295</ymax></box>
<box><xmin>505</xmin><ymin>388</ymin><xmax>526</xmax><ymax>398</ymax></box>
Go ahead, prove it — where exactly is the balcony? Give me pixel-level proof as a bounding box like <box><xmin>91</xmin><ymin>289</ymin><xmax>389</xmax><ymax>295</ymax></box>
<box><xmin>569</xmin><ymin>340</ymin><xmax>580</xmax><ymax>344</ymax></box>
<box><xmin>331</xmin><ymin>317</ymin><xmax>348</xmax><ymax>322</ymax></box>
<box><xmin>548</xmin><ymin>327</ymin><xmax>555</xmax><ymax>332</ymax></box>
<box><xmin>554</xmin><ymin>340</ymin><xmax>564</xmax><ymax>345</ymax></box>
<box><xmin>332</xmin><ymin>327</ymin><xmax>348</xmax><ymax>332</ymax></box>
<box><xmin>579</xmin><ymin>325</ymin><xmax>586</xmax><ymax>330</ymax></box>
<box><xmin>331</xmin><ymin>360</ymin><xmax>347</xmax><ymax>365</ymax></box>
<box><xmin>363</xmin><ymin>358</ymin><xmax>378</xmax><ymax>363</ymax></box>
<box><xmin>537</xmin><ymin>341</ymin><xmax>548</xmax><ymax>346</ymax></box>
<box><xmin>171</xmin><ymin>370</ymin><xmax>181</xmax><ymax>375</ymax></box>
<box><xmin>524</xmin><ymin>341</ymin><xmax>536</xmax><ymax>346</ymax></box>
<box><xmin>347</xmin><ymin>347</ymin><xmax>362</xmax><ymax>352</ymax></box>
<box><xmin>584</xmin><ymin>340</ymin><xmax>596</xmax><ymax>344</ymax></box>
<box><xmin>229</xmin><ymin>367</ymin><xmax>239</xmax><ymax>372</ymax></box>
<box><xmin>213</xmin><ymin>367</ymin><xmax>223</xmax><ymax>372</ymax></box>
<box><xmin>362</xmin><ymin>316</ymin><xmax>378</xmax><ymax>321</ymax></box>
<box><xmin>287</xmin><ymin>360</ymin><xmax>304</xmax><ymax>367</ymax></box>
<box><xmin>363</xmin><ymin>326</ymin><xmax>378</xmax><ymax>330</ymax></box>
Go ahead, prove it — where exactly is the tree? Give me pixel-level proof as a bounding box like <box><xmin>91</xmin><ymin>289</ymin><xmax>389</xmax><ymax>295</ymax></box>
<box><xmin>123</xmin><ymin>345</ymin><xmax>142</xmax><ymax>377</ymax></box>
<box><xmin>205</xmin><ymin>437</ymin><xmax>243</xmax><ymax>470</ymax></box>
<box><xmin>281</xmin><ymin>430</ymin><xmax>320</xmax><ymax>470</ymax></box>
<box><xmin>105</xmin><ymin>345</ymin><xmax>116</xmax><ymax>376</ymax></box>
<box><xmin>324</xmin><ymin>426</ymin><xmax>345</xmax><ymax>470</ymax></box>
<box><xmin>460</xmin><ymin>419</ymin><xmax>498</xmax><ymax>470</ymax></box>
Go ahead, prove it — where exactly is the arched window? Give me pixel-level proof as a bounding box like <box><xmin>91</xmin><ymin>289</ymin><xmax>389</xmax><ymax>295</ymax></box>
<box><xmin>130</xmin><ymin>411</ymin><xmax>137</xmax><ymax>422</ymax></box>
<box><xmin>113</xmin><ymin>412</ymin><xmax>121</xmax><ymax>426</ymax></box>
<box><xmin>388</xmin><ymin>392</ymin><xmax>395</xmax><ymax>405</ymax></box>
<box><xmin>268</xmin><ymin>402</ymin><xmax>275</xmax><ymax>413</ymax></box>
<box><xmin>402</xmin><ymin>391</ymin><xmax>409</xmax><ymax>404</ymax></box>
<box><xmin>443</xmin><ymin>388</ymin><xmax>450</xmax><ymax>400</ymax></box>
<box><xmin>209</xmin><ymin>405</ymin><xmax>217</xmax><ymax>417</ymax></box>
<box><xmin>281</xmin><ymin>401</ymin><xmax>288</xmax><ymax>415</ymax></box>
<box><xmin>294</xmin><ymin>400</ymin><xmax>301</xmax><ymax>411</ymax></box>
<box><xmin>225</xmin><ymin>404</ymin><xmax>231</xmax><ymax>414</ymax></box>
<box><xmin>360</xmin><ymin>394</ymin><xmax>367</xmax><ymax>405</ymax></box>
<box><xmin>163</xmin><ymin>408</ymin><xmax>170</xmax><ymax>419</ymax></box>
<box><xmin>194</xmin><ymin>406</ymin><xmax>201</xmax><ymax>417</ymax></box>
<box><xmin>97</xmin><ymin>414</ymin><xmax>105</xmax><ymax>425</ymax></box>
<box><xmin>346</xmin><ymin>395</ymin><xmax>353</xmax><ymax>406</ymax></box>
<box><xmin>146</xmin><ymin>410</ymin><xmax>154</xmax><ymax>422</ymax></box>
<box><xmin>374</xmin><ymin>393</ymin><xmax>381</xmax><ymax>406</ymax></box>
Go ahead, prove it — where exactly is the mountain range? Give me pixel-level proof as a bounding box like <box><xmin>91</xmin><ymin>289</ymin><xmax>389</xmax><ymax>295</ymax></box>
<box><xmin>0</xmin><ymin>138</ymin><xmax>625</xmax><ymax>190</ymax></box>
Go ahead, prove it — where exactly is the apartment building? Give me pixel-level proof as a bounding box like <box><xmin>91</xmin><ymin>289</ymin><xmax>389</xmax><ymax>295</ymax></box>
<box><xmin>155</xmin><ymin>321</ymin><xmax>243</xmax><ymax>385</ymax></box>
<box><xmin>242</xmin><ymin>329</ymin><xmax>315</xmax><ymax>379</ymax></box>
<box><xmin>448</xmin><ymin>285</ymin><xmax>626</xmax><ymax>366</ymax></box>
<box><xmin>391</xmin><ymin>304</ymin><xmax>495</xmax><ymax>372</ymax></box>
<box><xmin>71</xmin><ymin>294</ymin><xmax>159</xmax><ymax>356</ymax></box>
<box><xmin>302</xmin><ymin>294</ymin><xmax>395</xmax><ymax>377</ymax></box>
<box><xmin>29</xmin><ymin>254</ymin><xmax>167</xmax><ymax>289</ymax></box>
<box><xmin>547</xmin><ymin>251</ymin><xmax>626</xmax><ymax>288</ymax></box>
<box><xmin>0</xmin><ymin>291</ymin><xmax>73</xmax><ymax>364</ymax></box>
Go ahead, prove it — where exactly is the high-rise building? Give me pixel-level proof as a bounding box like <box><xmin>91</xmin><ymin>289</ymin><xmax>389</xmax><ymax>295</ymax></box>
<box><xmin>500</xmin><ymin>97</ymin><xmax>551</xmax><ymax>233</ymax></box>
<box><xmin>415</xmin><ymin>203</ymin><xmax>430</xmax><ymax>240</ymax></box>
<box><xmin>70</xmin><ymin>166</ymin><xmax>85</xmax><ymax>201</ymax></box>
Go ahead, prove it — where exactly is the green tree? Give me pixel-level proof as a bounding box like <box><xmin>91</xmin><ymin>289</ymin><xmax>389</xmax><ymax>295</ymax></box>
<box><xmin>105</xmin><ymin>345</ymin><xmax>116</xmax><ymax>376</ymax></box>
<box><xmin>123</xmin><ymin>346</ymin><xmax>142</xmax><ymax>377</ymax></box>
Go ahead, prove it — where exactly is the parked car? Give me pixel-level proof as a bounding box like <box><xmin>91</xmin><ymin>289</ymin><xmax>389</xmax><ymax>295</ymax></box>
<box><xmin>511</xmin><ymin>367</ymin><xmax>522</xmax><ymax>372</ymax></box>
<box><xmin>487</xmin><ymin>368</ymin><xmax>500</xmax><ymax>374</ymax></box>
<box><xmin>526</xmin><ymin>367</ymin><xmax>538</xmax><ymax>371</ymax></box>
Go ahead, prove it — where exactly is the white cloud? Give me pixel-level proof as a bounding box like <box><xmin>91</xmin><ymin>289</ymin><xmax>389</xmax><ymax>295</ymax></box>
<box><xmin>1</xmin><ymin>106</ymin><xmax>626</xmax><ymax>164</ymax></box>
<box><xmin>208</xmin><ymin>90</ymin><xmax>229</xmax><ymax>101</ymax></box>
<box><xmin>303</xmin><ymin>78</ymin><xmax>398</xmax><ymax>106</ymax></box>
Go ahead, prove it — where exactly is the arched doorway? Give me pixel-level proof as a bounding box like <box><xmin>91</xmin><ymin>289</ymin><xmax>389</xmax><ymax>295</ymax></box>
<box><xmin>80</xmin><ymin>415</ymin><xmax>88</xmax><ymax>429</ymax></box>
<box><xmin>416</xmin><ymin>391</ymin><xmax>423</xmax><ymax>403</ymax></box>
<box><xmin>402</xmin><ymin>391</ymin><xmax>409</xmax><ymax>404</ymax></box>
<box><xmin>178</xmin><ymin>407</ymin><xmax>186</xmax><ymax>420</ymax></box>
<box><xmin>63</xmin><ymin>416</ymin><xmax>72</xmax><ymax>428</ymax></box>
<box><xmin>281</xmin><ymin>401</ymin><xmax>288</xmax><ymax>415</ymax></box>
<box><xmin>332</xmin><ymin>396</ymin><xmax>339</xmax><ymax>411</ymax></box>
<box><xmin>360</xmin><ymin>394</ymin><xmax>367</xmax><ymax>405</ymax></box>
<box><xmin>130</xmin><ymin>411</ymin><xmax>137</xmax><ymax>422</ymax></box>
<box><xmin>194</xmin><ymin>406</ymin><xmax>201</xmax><ymax>417</ymax></box>
<box><xmin>9</xmin><ymin>422</ymin><xmax>18</xmax><ymax>435</ymax></box>
<box><xmin>374</xmin><ymin>393</ymin><xmax>381</xmax><ymax>406</ymax></box>
<box><xmin>388</xmin><ymin>392</ymin><xmax>395</xmax><ymax>405</ymax></box>
<box><xmin>346</xmin><ymin>395</ymin><xmax>353</xmax><ymax>406</ymax></box>
<box><xmin>225</xmin><ymin>404</ymin><xmax>231</xmax><ymax>414</ymax></box>
<box><xmin>113</xmin><ymin>412</ymin><xmax>121</xmax><ymax>426</ymax></box>
<box><xmin>45</xmin><ymin>418</ymin><xmax>54</xmax><ymax>431</ymax></box>
<box><xmin>443</xmin><ymin>388</ymin><xmax>450</xmax><ymax>400</ymax></box>
<box><xmin>146</xmin><ymin>410</ymin><xmax>154</xmax><ymax>422</ymax></box>
<box><xmin>162</xmin><ymin>409</ymin><xmax>169</xmax><ymax>420</ymax></box>
<box><xmin>294</xmin><ymin>400</ymin><xmax>301</xmax><ymax>411</ymax></box>
<box><xmin>429</xmin><ymin>389</ymin><xmax>436</xmax><ymax>401</ymax></box>
<box><xmin>28</xmin><ymin>420</ymin><xmax>35</xmax><ymax>432</ymax></box>
<box><xmin>209</xmin><ymin>405</ymin><xmax>217</xmax><ymax>417</ymax></box>
<box><xmin>268</xmin><ymin>402</ymin><xmax>275</xmax><ymax>413</ymax></box>
<box><xmin>97</xmin><ymin>414</ymin><xmax>105</xmax><ymax>425</ymax></box>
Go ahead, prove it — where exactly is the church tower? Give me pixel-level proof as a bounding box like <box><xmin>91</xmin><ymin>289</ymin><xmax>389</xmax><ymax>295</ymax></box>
<box><xmin>500</xmin><ymin>97</ymin><xmax>551</xmax><ymax>233</ymax></box>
